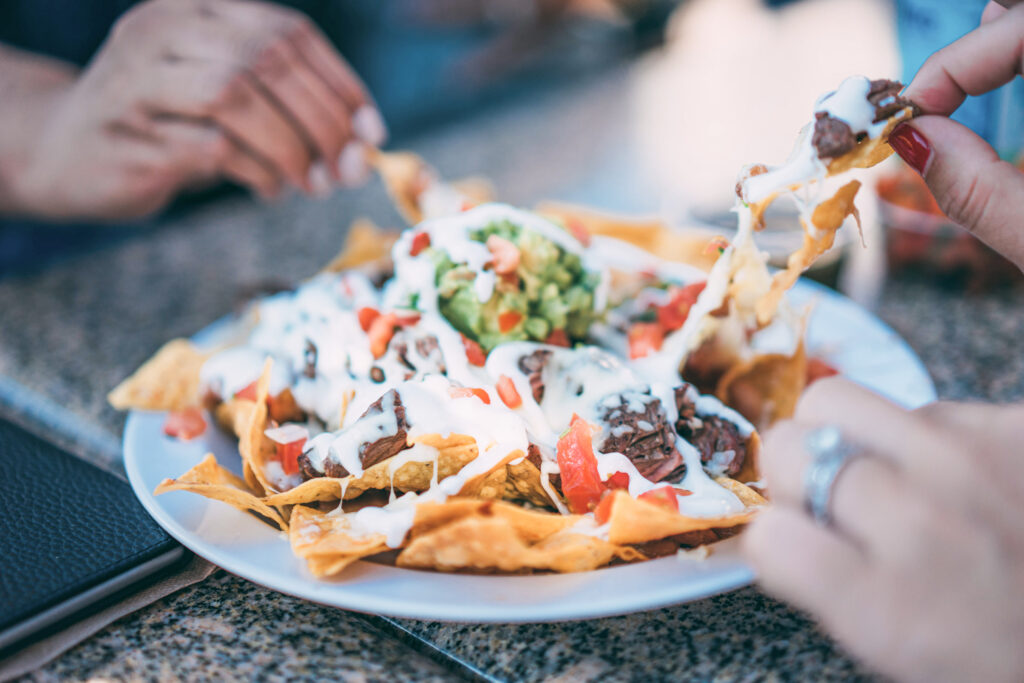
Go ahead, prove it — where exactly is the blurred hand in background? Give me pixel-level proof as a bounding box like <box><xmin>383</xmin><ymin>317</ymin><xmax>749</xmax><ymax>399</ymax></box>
<box><xmin>0</xmin><ymin>0</ymin><xmax>386</xmax><ymax>222</ymax></box>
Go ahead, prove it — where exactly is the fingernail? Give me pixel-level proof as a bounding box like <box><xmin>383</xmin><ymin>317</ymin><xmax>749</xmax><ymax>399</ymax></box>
<box><xmin>889</xmin><ymin>123</ymin><xmax>932</xmax><ymax>176</ymax></box>
<box><xmin>338</xmin><ymin>141</ymin><xmax>370</xmax><ymax>187</ymax></box>
<box><xmin>352</xmin><ymin>106</ymin><xmax>387</xmax><ymax>146</ymax></box>
<box><xmin>307</xmin><ymin>161</ymin><xmax>333</xmax><ymax>198</ymax></box>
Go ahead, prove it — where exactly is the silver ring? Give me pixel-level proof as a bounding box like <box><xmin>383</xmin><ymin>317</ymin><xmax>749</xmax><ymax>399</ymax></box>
<box><xmin>803</xmin><ymin>426</ymin><xmax>862</xmax><ymax>527</ymax></box>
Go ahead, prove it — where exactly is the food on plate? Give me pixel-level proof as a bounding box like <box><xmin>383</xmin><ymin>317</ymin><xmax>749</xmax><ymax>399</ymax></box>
<box><xmin>111</xmin><ymin>76</ymin><xmax>914</xmax><ymax>578</ymax></box>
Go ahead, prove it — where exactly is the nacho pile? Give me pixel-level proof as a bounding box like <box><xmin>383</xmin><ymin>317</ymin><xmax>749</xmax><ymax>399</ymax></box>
<box><xmin>112</xmin><ymin>76</ymin><xmax>914</xmax><ymax>578</ymax></box>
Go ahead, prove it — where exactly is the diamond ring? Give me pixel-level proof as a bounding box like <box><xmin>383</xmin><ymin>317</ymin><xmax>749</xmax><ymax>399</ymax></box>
<box><xmin>802</xmin><ymin>425</ymin><xmax>863</xmax><ymax>528</ymax></box>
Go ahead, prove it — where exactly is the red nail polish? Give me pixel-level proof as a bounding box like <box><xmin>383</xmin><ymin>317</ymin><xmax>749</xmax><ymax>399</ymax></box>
<box><xmin>889</xmin><ymin>124</ymin><xmax>932</xmax><ymax>175</ymax></box>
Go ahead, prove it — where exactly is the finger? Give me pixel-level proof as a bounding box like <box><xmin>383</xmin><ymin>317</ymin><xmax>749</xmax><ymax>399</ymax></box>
<box><xmin>287</xmin><ymin>24</ymin><xmax>388</xmax><ymax>146</ymax></box>
<box><xmin>982</xmin><ymin>2</ymin><xmax>1008</xmax><ymax>23</ymax></box>
<box><xmin>150</xmin><ymin>117</ymin><xmax>282</xmax><ymax>200</ymax></box>
<box><xmin>916</xmin><ymin>401</ymin><xmax>1024</xmax><ymax>504</ymax></box>
<box><xmin>248</xmin><ymin>39</ymin><xmax>353</xmax><ymax>184</ymax></box>
<box><xmin>793</xmin><ymin>378</ymin><xmax>976</xmax><ymax>496</ymax></box>
<box><xmin>902</xmin><ymin>3</ymin><xmax>1024</xmax><ymax>115</ymax></box>
<box><xmin>759</xmin><ymin>419</ymin><xmax>921</xmax><ymax>555</ymax></box>
<box><xmin>790</xmin><ymin>378</ymin><xmax>1024</xmax><ymax>542</ymax></box>
<box><xmin>888</xmin><ymin>118</ymin><xmax>1024</xmax><ymax>268</ymax></box>
<box><xmin>337</xmin><ymin>140</ymin><xmax>371</xmax><ymax>188</ymax></box>
<box><xmin>742</xmin><ymin>507</ymin><xmax>871</xmax><ymax>620</ymax></box>
<box><xmin>144</xmin><ymin>60</ymin><xmax>314</xmax><ymax>192</ymax></box>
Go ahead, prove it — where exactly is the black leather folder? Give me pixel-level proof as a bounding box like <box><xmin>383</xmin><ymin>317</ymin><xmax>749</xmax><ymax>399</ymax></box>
<box><xmin>0</xmin><ymin>417</ymin><xmax>184</xmax><ymax>654</ymax></box>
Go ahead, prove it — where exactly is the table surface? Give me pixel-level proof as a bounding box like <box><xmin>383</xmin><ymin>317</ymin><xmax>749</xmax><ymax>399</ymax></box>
<box><xmin>4</xmin><ymin>63</ymin><xmax>1023</xmax><ymax>683</ymax></box>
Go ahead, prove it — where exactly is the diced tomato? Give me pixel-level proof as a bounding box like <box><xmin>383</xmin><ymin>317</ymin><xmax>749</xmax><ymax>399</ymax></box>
<box><xmin>394</xmin><ymin>310</ymin><xmax>421</xmax><ymax>327</ymax></box>
<box><xmin>368</xmin><ymin>313</ymin><xmax>398</xmax><ymax>358</ymax></box>
<box><xmin>163</xmin><ymin>407</ymin><xmax>207</xmax><ymax>441</ymax></box>
<box><xmin>594</xmin><ymin>491</ymin><xmax>616</xmax><ymax>524</ymax></box>
<box><xmin>498</xmin><ymin>310</ymin><xmax>523</xmax><ymax>333</ymax></box>
<box><xmin>449</xmin><ymin>386</ymin><xmax>491</xmax><ymax>404</ymax></box>
<box><xmin>566</xmin><ymin>218</ymin><xmax>591</xmax><ymax>247</ymax></box>
<box><xmin>461</xmin><ymin>335</ymin><xmax>487</xmax><ymax>366</ymax></box>
<box><xmin>556</xmin><ymin>415</ymin><xmax>605</xmax><ymax>514</ymax></box>
<box><xmin>234</xmin><ymin>380</ymin><xmax>259</xmax><ymax>401</ymax></box>
<box><xmin>409</xmin><ymin>231</ymin><xmax>431</xmax><ymax>257</ymax></box>
<box><xmin>496</xmin><ymin>375</ymin><xmax>522</xmax><ymax>409</ymax></box>
<box><xmin>806</xmin><ymin>358</ymin><xmax>840</xmax><ymax>385</ymax></box>
<box><xmin>544</xmin><ymin>328</ymin><xmax>570</xmax><ymax>347</ymax></box>
<box><xmin>357</xmin><ymin>306</ymin><xmax>380</xmax><ymax>332</ymax></box>
<box><xmin>605</xmin><ymin>471</ymin><xmax>630</xmax><ymax>490</ymax></box>
<box><xmin>638</xmin><ymin>487</ymin><xmax>679</xmax><ymax>512</ymax></box>
<box><xmin>638</xmin><ymin>486</ymin><xmax>692</xmax><ymax>512</ymax></box>
<box><xmin>276</xmin><ymin>438</ymin><xmax>306</xmax><ymax>476</ymax></box>
<box><xmin>486</xmin><ymin>235</ymin><xmax>521</xmax><ymax>275</ymax></box>
<box><xmin>628</xmin><ymin>322</ymin><xmax>664</xmax><ymax>359</ymax></box>
<box><xmin>656</xmin><ymin>282</ymin><xmax>706</xmax><ymax>332</ymax></box>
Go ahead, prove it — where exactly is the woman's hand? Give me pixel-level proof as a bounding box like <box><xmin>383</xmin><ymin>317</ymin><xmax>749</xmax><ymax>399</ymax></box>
<box><xmin>888</xmin><ymin>1</ymin><xmax>1024</xmax><ymax>269</ymax></box>
<box><xmin>3</xmin><ymin>0</ymin><xmax>385</xmax><ymax>221</ymax></box>
<box><xmin>741</xmin><ymin>378</ymin><xmax>1024</xmax><ymax>683</ymax></box>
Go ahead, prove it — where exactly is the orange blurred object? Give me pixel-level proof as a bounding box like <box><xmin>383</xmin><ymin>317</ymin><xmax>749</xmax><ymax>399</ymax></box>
<box><xmin>877</xmin><ymin>161</ymin><xmax>1022</xmax><ymax>291</ymax></box>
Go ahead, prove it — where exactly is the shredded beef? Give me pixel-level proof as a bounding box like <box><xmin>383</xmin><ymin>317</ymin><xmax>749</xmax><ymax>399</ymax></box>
<box><xmin>359</xmin><ymin>391</ymin><xmax>411</xmax><ymax>469</ymax></box>
<box><xmin>812</xmin><ymin>79</ymin><xmax>915</xmax><ymax>160</ymax></box>
<box><xmin>297</xmin><ymin>451</ymin><xmax>320</xmax><ymax>480</ymax></box>
<box><xmin>867</xmin><ymin>79</ymin><xmax>916</xmax><ymax>122</ymax></box>
<box><xmin>526</xmin><ymin>443</ymin><xmax>543</xmax><ymax>469</ymax></box>
<box><xmin>670</xmin><ymin>384</ymin><xmax>747</xmax><ymax>479</ymax></box>
<box><xmin>812</xmin><ymin>112</ymin><xmax>857</xmax><ymax>160</ymax></box>
<box><xmin>391</xmin><ymin>333</ymin><xmax>445</xmax><ymax>378</ymax></box>
<box><xmin>599</xmin><ymin>394</ymin><xmax>681</xmax><ymax>482</ymax></box>
<box><xmin>297</xmin><ymin>390</ymin><xmax>411</xmax><ymax>480</ymax></box>
<box><xmin>303</xmin><ymin>339</ymin><xmax>317</xmax><ymax>378</ymax></box>
<box><xmin>517</xmin><ymin>349</ymin><xmax>552</xmax><ymax>403</ymax></box>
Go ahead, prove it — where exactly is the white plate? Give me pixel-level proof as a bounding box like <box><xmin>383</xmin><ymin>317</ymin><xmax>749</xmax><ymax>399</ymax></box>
<box><xmin>123</xmin><ymin>279</ymin><xmax>935</xmax><ymax>623</ymax></box>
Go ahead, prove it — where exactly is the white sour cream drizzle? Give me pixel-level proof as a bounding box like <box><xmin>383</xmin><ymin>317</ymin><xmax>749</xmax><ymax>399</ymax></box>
<box><xmin>209</xmin><ymin>202</ymin><xmax>781</xmax><ymax>548</ymax></box>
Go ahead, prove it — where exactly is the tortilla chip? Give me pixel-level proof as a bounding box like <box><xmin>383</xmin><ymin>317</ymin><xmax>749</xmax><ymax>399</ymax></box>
<box><xmin>154</xmin><ymin>453</ymin><xmax>286</xmax><ymax>530</ymax></box>
<box><xmin>714</xmin><ymin>475</ymin><xmax>768</xmax><ymax>506</ymax></box>
<box><xmin>536</xmin><ymin>201</ymin><xmax>721</xmax><ymax>272</ymax></box>
<box><xmin>604</xmin><ymin>490</ymin><xmax>755</xmax><ymax>546</ymax></box>
<box><xmin>826</xmin><ymin>107</ymin><xmax>915</xmax><ymax>176</ymax></box>
<box><xmin>236</xmin><ymin>359</ymin><xmax>278</xmax><ymax>495</ymax></box>
<box><xmin>731</xmin><ymin>431</ymin><xmax>763</xmax><ymax>489</ymax></box>
<box><xmin>213</xmin><ymin>399</ymin><xmax>244</xmax><ymax>433</ymax></box>
<box><xmin>398</xmin><ymin>501</ymin><xmax>642</xmax><ymax>573</ymax></box>
<box><xmin>289</xmin><ymin>505</ymin><xmax>390</xmax><ymax>577</ymax></box>
<box><xmin>369</xmin><ymin>150</ymin><xmax>430</xmax><ymax>225</ymax></box>
<box><xmin>263</xmin><ymin>433</ymin><xmax>506</xmax><ymax>506</ymax></box>
<box><xmin>716</xmin><ymin>343</ymin><xmax>808</xmax><ymax>429</ymax></box>
<box><xmin>754</xmin><ymin>180</ymin><xmax>861</xmax><ymax>325</ymax></box>
<box><xmin>107</xmin><ymin>339</ymin><xmax>208</xmax><ymax>411</ymax></box>
<box><xmin>323</xmin><ymin>218</ymin><xmax>399</xmax><ymax>273</ymax></box>
<box><xmin>504</xmin><ymin>457</ymin><xmax>559</xmax><ymax>507</ymax></box>
<box><xmin>409</xmin><ymin>498</ymin><xmax>577</xmax><ymax>542</ymax></box>
<box><xmin>450</xmin><ymin>177</ymin><xmax>495</xmax><ymax>207</ymax></box>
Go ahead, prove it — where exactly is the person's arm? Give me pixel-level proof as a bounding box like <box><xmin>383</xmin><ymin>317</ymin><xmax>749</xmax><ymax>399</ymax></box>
<box><xmin>0</xmin><ymin>0</ymin><xmax>387</xmax><ymax>223</ymax></box>
<box><xmin>0</xmin><ymin>45</ymin><xmax>78</xmax><ymax>215</ymax></box>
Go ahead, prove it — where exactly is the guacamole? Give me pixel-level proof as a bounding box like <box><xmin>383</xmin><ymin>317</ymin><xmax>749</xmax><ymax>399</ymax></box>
<box><xmin>431</xmin><ymin>220</ymin><xmax>601</xmax><ymax>351</ymax></box>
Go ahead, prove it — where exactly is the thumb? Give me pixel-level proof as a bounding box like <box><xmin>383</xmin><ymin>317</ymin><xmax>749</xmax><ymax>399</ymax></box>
<box><xmin>889</xmin><ymin>117</ymin><xmax>1024</xmax><ymax>270</ymax></box>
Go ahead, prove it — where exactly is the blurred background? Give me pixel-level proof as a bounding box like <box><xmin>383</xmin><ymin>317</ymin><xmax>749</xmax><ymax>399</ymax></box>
<box><xmin>1</xmin><ymin>0</ymin><xmax>1022</xmax><ymax>293</ymax></box>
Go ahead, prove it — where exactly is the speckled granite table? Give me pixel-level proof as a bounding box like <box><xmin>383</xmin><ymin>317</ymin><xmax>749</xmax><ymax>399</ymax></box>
<box><xmin>3</xmin><ymin>64</ymin><xmax>1022</xmax><ymax>683</ymax></box>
